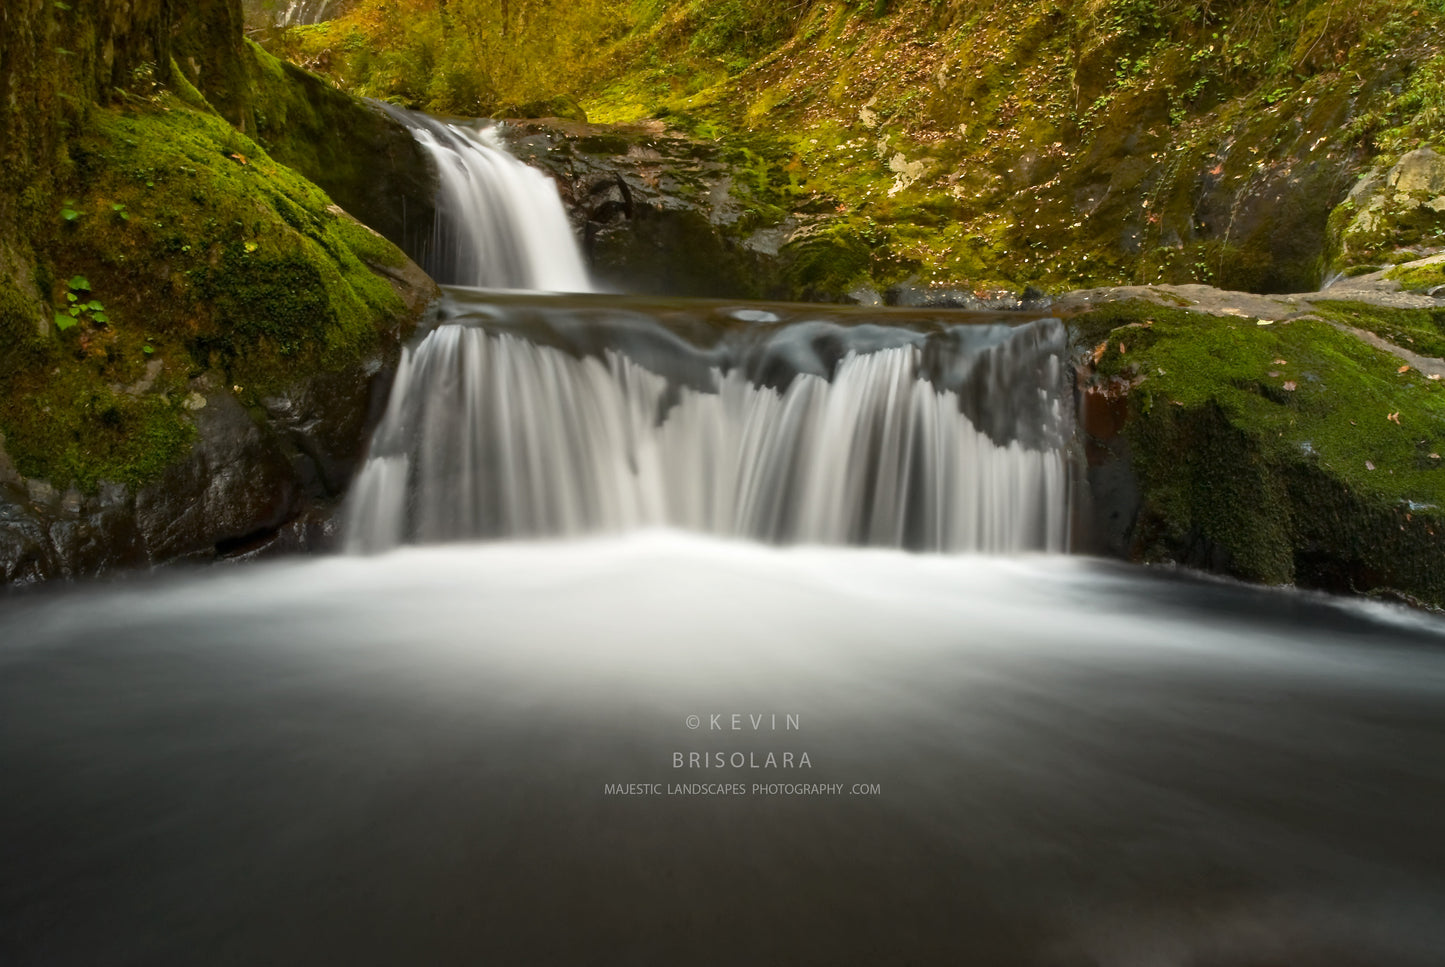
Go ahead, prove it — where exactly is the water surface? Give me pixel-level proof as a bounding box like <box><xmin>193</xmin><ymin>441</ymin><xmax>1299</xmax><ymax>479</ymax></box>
<box><xmin>3</xmin><ymin>534</ymin><xmax>1443</xmax><ymax>965</ymax></box>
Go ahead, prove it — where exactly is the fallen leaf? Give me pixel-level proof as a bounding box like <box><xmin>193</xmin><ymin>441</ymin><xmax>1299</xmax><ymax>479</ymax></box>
<box><xmin>1429</xmin><ymin>374</ymin><xmax>1442</xmax><ymax>381</ymax></box>
<box><xmin>1092</xmin><ymin>341</ymin><xmax>1107</xmax><ymax>364</ymax></box>
<box><xmin>1388</xmin><ymin>412</ymin><xmax>1401</xmax><ymax>424</ymax></box>
<box><xmin>1268</xmin><ymin>371</ymin><xmax>1281</xmax><ymax>377</ymax></box>
<box><xmin>1398</xmin><ymin>365</ymin><xmax>1411</xmax><ymax>374</ymax></box>
<box><xmin>1283</xmin><ymin>380</ymin><xmax>1297</xmax><ymax>391</ymax></box>
<box><xmin>1272</xmin><ymin>359</ymin><xmax>1287</xmax><ymax>365</ymax></box>
<box><xmin>229</xmin><ymin>153</ymin><xmax>249</xmax><ymax>165</ymax></box>
<box><xmin>1366</xmin><ymin>460</ymin><xmax>1376</xmax><ymax>470</ymax></box>
<box><xmin>1118</xmin><ymin>342</ymin><xmax>1127</xmax><ymax>354</ymax></box>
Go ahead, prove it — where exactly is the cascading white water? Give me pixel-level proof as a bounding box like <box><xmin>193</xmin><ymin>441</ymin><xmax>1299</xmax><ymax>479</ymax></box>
<box><xmin>275</xmin><ymin>0</ymin><xmax>335</xmax><ymax>26</ymax></box>
<box><xmin>343</xmin><ymin>310</ymin><xmax>1071</xmax><ymax>554</ymax></box>
<box><xmin>388</xmin><ymin>109</ymin><xmax>592</xmax><ymax>291</ymax></box>
<box><xmin>350</xmin><ymin>109</ymin><xmax>1068</xmax><ymax>554</ymax></box>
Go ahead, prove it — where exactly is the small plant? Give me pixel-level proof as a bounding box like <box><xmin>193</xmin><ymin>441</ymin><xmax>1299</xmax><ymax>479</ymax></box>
<box><xmin>112</xmin><ymin>202</ymin><xmax>130</xmax><ymax>221</ymax></box>
<box><xmin>54</xmin><ymin>275</ymin><xmax>110</xmax><ymax>333</ymax></box>
<box><xmin>60</xmin><ymin>200</ymin><xmax>83</xmax><ymax>222</ymax></box>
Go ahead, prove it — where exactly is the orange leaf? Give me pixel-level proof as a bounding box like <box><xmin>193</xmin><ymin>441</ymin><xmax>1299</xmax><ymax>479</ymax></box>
<box><xmin>1398</xmin><ymin>365</ymin><xmax>1410</xmax><ymax>374</ymax></box>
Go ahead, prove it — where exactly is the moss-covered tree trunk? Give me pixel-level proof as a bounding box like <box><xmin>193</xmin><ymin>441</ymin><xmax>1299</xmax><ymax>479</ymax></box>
<box><xmin>174</xmin><ymin>0</ymin><xmax>257</xmax><ymax>134</ymax></box>
<box><xmin>2</xmin><ymin>0</ymin><xmax>182</xmax><ymax>299</ymax></box>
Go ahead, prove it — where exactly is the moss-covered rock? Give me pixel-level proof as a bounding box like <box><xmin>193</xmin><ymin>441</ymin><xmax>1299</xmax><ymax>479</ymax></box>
<box><xmin>245</xmin><ymin>40</ymin><xmax>437</xmax><ymax>253</ymax></box>
<box><xmin>503</xmin><ymin>119</ymin><xmax>811</xmax><ymax>298</ymax></box>
<box><xmin>1329</xmin><ymin>148</ymin><xmax>1445</xmax><ymax>272</ymax></box>
<box><xmin>281</xmin><ymin>0</ymin><xmax>1445</xmax><ymax>298</ymax></box>
<box><xmin>1072</xmin><ymin>297</ymin><xmax>1445</xmax><ymax>607</ymax></box>
<box><xmin>0</xmin><ymin>0</ymin><xmax>439</xmax><ymax>584</ymax></box>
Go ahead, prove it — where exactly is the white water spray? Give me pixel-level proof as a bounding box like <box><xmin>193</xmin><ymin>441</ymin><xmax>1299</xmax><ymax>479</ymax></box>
<box><xmin>344</xmin><ymin>318</ymin><xmax>1070</xmax><ymax>553</ymax></box>
<box><xmin>391</xmin><ymin>110</ymin><xmax>591</xmax><ymax>291</ymax></box>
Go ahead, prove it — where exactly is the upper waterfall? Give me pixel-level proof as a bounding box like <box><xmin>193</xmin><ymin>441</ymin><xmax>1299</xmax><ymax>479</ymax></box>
<box><xmin>343</xmin><ymin>293</ymin><xmax>1072</xmax><ymax>554</ymax></box>
<box><xmin>383</xmin><ymin>107</ymin><xmax>592</xmax><ymax>292</ymax></box>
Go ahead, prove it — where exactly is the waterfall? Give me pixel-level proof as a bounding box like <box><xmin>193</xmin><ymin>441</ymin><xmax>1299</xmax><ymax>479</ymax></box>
<box><xmin>383</xmin><ymin>108</ymin><xmax>592</xmax><ymax>292</ymax></box>
<box><xmin>276</xmin><ymin>0</ymin><xmax>336</xmax><ymax>26</ymax></box>
<box><xmin>343</xmin><ymin>297</ymin><xmax>1071</xmax><ymax>554</ymax></box>
<box><xmin>349</xmin><ymin>108</ymin><xmax>1070</xmax><ymax>554</ymax></box>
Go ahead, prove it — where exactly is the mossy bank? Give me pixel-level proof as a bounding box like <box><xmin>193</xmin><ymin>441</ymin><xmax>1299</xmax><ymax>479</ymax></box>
<box><xmin>279</xmin><ymin>0</ymin><xmax>1445</xmax><ymax>302</ymax></box>
<box><xmin>0</xmin><ymin>1</ymin><xmax>437</xmax><ymax>583</ymax></box>
<box><xmin>1071</xmin><ymin>283</ymin><xmax>1445</xmax><ymax>609</ymax></box>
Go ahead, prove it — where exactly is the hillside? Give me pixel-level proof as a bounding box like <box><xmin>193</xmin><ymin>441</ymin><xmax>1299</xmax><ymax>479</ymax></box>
<box><xmin>274</xmin><ymin>0</ymin><xmax>1445</xmax><ymax>298</ymax></box>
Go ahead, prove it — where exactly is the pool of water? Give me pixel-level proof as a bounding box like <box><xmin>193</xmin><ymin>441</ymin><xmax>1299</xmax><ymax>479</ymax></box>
<box><xmin>3</xmin><ymin>534</ymin><xmax>1444</xmax><ymax>965</ymax></box>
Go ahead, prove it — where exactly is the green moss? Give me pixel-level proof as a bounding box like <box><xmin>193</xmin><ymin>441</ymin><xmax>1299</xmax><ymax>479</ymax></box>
<box><xmin>779</xmin><ymin>222</ymin><xmax>878</xmax><ymax>297</ymax></box>
<box><xmin>0</xmin><ymin>279</ymin><xmax>42</xmax><ymax>384</ymax></box>
<box><xmin>1084</xmin><ymin>300</ymin><xmax>1445</xmax><ymax>596</ymax></box>
<box><xmin>1385</xmin><ymin>260</ymin><xmax>1445</xmax><ymax>292</ymax></box>
<box><xmin>245</xmin><ymin>40</ymin><xmax>430</xmax><ymax>252</ymax></box>
<box><xmin>68</xmin><ymin>99</ymin><xmax>405</xmax><ymax>381</ymax></box>
<box><xmin>0</xmin><ymin>94</ymin><xmax>410</xmax><ymax>491</ymax></box>
<box><xmin>0</xmin><ymin>367</ymin><xmax>194</xmax><ymax>490</ymax></box>
<box><xmin>1313</xmin><ymin>300</ymin><xmax>1445</xmax><ymax>359</ymax></box>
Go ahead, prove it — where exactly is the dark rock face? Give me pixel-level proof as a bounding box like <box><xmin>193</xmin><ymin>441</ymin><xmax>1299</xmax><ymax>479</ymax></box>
<box><xmin>0</xmin><ymin>259</ymin><xmax>436</xmax><ymax>586</ymax></box>
<box><xmin>249</xmin><ymin>49</ymin><xmax>439</xmax><ymax>255</ymax></box>
<box><xmin>502</xmin><ymin>119</ymin><xmax>803</xmax><ymax>299</ymax></box>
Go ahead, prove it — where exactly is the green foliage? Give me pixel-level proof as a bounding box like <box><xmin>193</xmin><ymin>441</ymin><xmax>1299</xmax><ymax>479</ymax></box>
<box><xmin>274</xmin><ymin>0</ymin><xmax>633</xmax><ymax>117</ymax></box>
<box><xmin>255</xmin><ymin>0</ymin><xmax>1445</xmax><ymax>297</ymax></box>
<box><xmin>54</xmin><ymin>274</ymin><xmax>109</xmax><ymax>331</ymax></box>
<box><xmin>0</xmin><ymin>94</ymin><xmax>412</xmax><ymax>492</ymax></box>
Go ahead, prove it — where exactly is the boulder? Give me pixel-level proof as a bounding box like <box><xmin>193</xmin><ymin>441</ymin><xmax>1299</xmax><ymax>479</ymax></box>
<box><xmin>1329</xmin><ymin>148</ymin><xmax>1445</xmax><ymax>271</ymax></box>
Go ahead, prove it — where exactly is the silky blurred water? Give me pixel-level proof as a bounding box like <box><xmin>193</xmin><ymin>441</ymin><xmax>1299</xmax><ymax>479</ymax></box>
<box><xmin>3</xmin><ymin>533</ymin><xmax>1444</xmax><ymax>965</ymax></box>
<box><xmin>343</xmin><ymin>291</ymin><xmax>1072</xmax><ymax>555</ymax></box>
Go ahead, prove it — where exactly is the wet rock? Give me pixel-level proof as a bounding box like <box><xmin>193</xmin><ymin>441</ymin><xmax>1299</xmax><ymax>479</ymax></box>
<box><xmin>1064</xmin><ymin>275</ymin><xmax>1445</xmax><ymax>608</ymax></box>
<box><xmin>501</xmin><ymin>119</ymin><xmax>810</xmax><ymax>299</ymax></box>
<box><xmin>0</xmin><ymin>259</ymin><xmax>436</xmax><ymax>588</ymax></box>
<box><xmin>1329</xmin><ymin>148</ymin><xmax>1445</xmax><ymax>271</ymax></box>
<box><xmin>884</xmin><ymin>281</ymin><xmax>1052</xmax><ymax>312</ymax></box>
